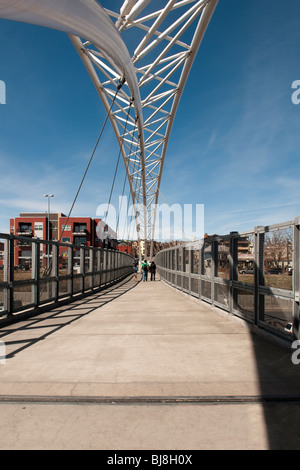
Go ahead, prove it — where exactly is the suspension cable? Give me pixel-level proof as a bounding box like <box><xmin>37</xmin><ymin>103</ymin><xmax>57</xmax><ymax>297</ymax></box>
<box><xmin>59</xmin><ymin>80</ymin><xmax>125</xmax><ymax>245</ymax></box>
<box><xmin>42</xmin><ymin>79</ymin><xmax>125</xmax><ymax>276</ymax></box>
<box><xmin>103</xmin><ymin>99</ymin><xmax>134</xmax><ymax>230</ymax></box>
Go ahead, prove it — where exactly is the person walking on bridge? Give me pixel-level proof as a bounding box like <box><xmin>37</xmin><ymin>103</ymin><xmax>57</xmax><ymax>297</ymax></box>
<box><xmin>142</xmin><ymin>260</ymin><xmax>149</xmax><ymax>282</ymax></box>
<box><xmin>132</xmin><ymin>261</ymin><xmax>138</xmax><ymax>281</ymax></box>
<box><xmin>149</xmin><ymin>260</ymin><xmax>156</xmax><ymax>281</ymax></box>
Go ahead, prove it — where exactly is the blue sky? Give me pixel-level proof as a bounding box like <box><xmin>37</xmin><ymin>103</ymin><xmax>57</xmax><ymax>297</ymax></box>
<box><xmin>1</xmin><ymin>0</ymin><xmax>300</xmax><ymax>238</ymax></box>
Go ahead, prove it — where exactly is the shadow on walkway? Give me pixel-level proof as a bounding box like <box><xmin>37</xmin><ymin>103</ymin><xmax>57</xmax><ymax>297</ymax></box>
<box><xmin>0</xmin><ymin>275</ymin><xmax>138</xmax><ymax>359</ymax></box>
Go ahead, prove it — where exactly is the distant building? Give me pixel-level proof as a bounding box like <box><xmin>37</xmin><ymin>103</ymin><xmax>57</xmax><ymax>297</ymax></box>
<box><xmin>117</xmin><ymin>243</ymin><xmax>132</xmax><ymax>255</ymax></box>
<box><xmin>117</xmin><ymin>241</ymin><xmax>139</xmax><ymax>258</ymax></box>
<box><xmin>9</xmin><ymin>213</ymin><xmax>117</xmax><ymax>267</ymax></box>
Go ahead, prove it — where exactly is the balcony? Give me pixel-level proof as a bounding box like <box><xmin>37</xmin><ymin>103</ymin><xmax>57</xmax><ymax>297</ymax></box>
<box><xmin>73</xmin><ymin>230</ymin><xmax>87</xmax><ymax>236</ymax></box>
<box><xmin>17</xmin><ymin>240</ymin><xmax>32</xmax><ymax>247</ymax></box>
<box><xmin>17</xmin><ymin>229</ymin><xmax>32</xmax><ymax>236</ymax></box>
<box><xmin>72</xmin><ymin>225</ymin><xmax>87</xmax><ymax>236</ymax></box>
<box><xmin>17</xmin><ymin>224</ymin><xmax>32</xmax><ymax>236</ymax></box>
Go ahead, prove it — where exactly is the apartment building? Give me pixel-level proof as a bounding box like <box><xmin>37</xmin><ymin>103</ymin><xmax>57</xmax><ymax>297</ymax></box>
<box><xmin>9</xmin><ymin>213</ymin><xmax>117</xmax><ymax>267</ymax></box>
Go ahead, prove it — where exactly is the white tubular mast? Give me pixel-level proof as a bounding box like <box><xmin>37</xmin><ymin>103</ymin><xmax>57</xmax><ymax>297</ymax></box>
<box><xmin>0</xmin><ymin>0</ymin><xmax>219</xmax><ymax>258</ymax></box>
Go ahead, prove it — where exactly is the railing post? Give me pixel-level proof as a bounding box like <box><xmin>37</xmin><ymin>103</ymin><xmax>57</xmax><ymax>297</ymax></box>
<box><xmin>96</xmin><ymin>249</ymin><xmax>101</xmax><ymax>288</ymax></box>
<box><xmin>100</xmin><ymin>249</ymin><xmax>103</xmax><ymax>287</ymax></box>
<box><xmin>52</xmin><ymin>243</ymin><xmax>59</xmax><ymax>302</ymax></box>
<box><xmin>111</xmin><ymin>250</ymin><xmax>115</xmax><ymax>282</ymax></box>
<box><xmin>179</xmin><ymin>247</ymin><xmax>182</xmax><ymax>290</ymax></box>
<box><xmin>4</xmin><ymin>236</ymin><xmax>14</xmax><ymax>316</ymax></box>
<box><xmin>293</xmin><ymin>216</ymin><xmax>300</xmax><ymax>340</ymax></box>
<box><xmin>199</xmin><ymin>242</ymin><xmax>203</xmax><ymax>299</ymax></box>
<box><xmin>89</xmin><ymin>247</ymin><xmax>93</xmax><ymax>289</ymax></box>
<box><xmin>107</xmin><ymin>250</ymin><xmax>110</xmax><ymax>283</ymax></box>
<box><xmin>188</xmin><ymin>245</ymin><xmax>191</xmax><ymax>295</ymax></box>
<box><xmin>80</xmin><ymin>246</ymin><xmax>85</xmax><ymax>294</ymax></box>
<box><xmin>68</xmin><ymin>245</ymin><xmax>73</xmax><ymax>297</ymax></box>
<box><xmin>229</xmin><ymin>233</ymin><xmax>238</xmax><ymax>314</ymax></box>
<box><xmin>254</xmin><ymin>226</ymin><xmax>264</xmax><ymax>325</ymax></box>
<box><xmin>174</xmin><ymin>248</ymin><xmax>178</xmax><ymax>287</ymax></box>
<box><xmin>103</xmin><ymin>250</ymin><xmax>107</xmax><ymax>285</ymax></box>
<box><xmin>211</xmin><ymin>238</ymin><xmax>218</xmax><ymax>305</ymax></box>
<box><xmin>32</xmin><ymin>239</ymin><xmax>40</xmax><ymax>308</ymax></box>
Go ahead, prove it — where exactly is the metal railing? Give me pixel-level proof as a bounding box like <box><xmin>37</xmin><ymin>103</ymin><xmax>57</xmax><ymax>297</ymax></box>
<box><xmin>156</xmin><ymin>217</ymin><xmax>300</xmax><ymax>344</ymax></box>
<box><xmin>0</xmin><ymin>233</ymin><xmax>134</xmax><ymax>322</ymax></box>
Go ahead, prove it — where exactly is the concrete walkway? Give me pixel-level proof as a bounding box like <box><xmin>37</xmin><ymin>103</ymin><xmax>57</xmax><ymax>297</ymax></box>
<box><xmin>0</xmin><ymin>275</ymin><xmax>299</xmax><ymax>450</ymax></box>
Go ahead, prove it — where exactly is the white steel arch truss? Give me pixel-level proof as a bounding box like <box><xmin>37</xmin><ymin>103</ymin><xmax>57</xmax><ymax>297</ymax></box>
<box><xmin>73</xmin><ymin>0</ymin><xmax>219</xmax><ymax>257</ymax></box>
<box><xmin>0</xmin><ymin>0</ymin><xmax>219</xmax><ymax>258</ymax></box>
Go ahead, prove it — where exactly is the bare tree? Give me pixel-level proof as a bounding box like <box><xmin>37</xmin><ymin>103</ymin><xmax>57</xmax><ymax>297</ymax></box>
<box><xmin>264</xmin><ymin>229</ymin><xmax>293</xmax><ymax>268</ymax></box>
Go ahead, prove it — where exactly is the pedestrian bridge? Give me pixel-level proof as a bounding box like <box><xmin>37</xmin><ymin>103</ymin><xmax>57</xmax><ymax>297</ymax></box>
<box><xmin>0</xmin><ymin>273</ymin><xmax>299</xmax><ymax>450</ymax></box>
<box><xmin>0</xmin><ymin>0</ymin><xmax>299</xmax><ymax>450</ymax></box>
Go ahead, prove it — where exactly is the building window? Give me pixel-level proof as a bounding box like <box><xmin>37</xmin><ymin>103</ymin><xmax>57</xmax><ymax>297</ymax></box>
<box><xmin>62</xmin><ymin>237</ymin><xmax>71</xmax><ymax>243</ymax></box>
<box><xmin>74</xmin><ymin>236</ymin><xmax>87</xmax><ymax>246</ymax></box>
<box><xmin>73</xmin><ymin>223</ymin><xmax>87</xmax><ymax>233</ymax></box>
<box><xmin>34</xmin><ymin>224</ymin><xmax>43</xmax><ymax>231</ymax></box>
<box><xmin>18</xmin><ymin>223</ymin><xmax>32</xmax><ymax>234</ymax></box>
<box><xmin>20</xmin><ymin>249</ymin><xmax>32</xmax><ymax>257</ymax></box>
<box><xmin>62</xmin><ymin>225</ymin><xmax>71</xmax><ymax>232</ymax></box>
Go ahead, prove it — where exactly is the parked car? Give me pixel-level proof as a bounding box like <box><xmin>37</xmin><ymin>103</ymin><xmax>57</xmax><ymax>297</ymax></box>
<box><xmin>239</xmin><ymin>268</ymin><xmax>254</xmax><ymax>274</ymax></box>
<box><xmin>14</xmin><ymin>264</ymin><xmax>29</xmax><ymax>271</ymax></box>
<box><xmin>266</xmin><ymin>268</ymin><xmax>282</xmax><ymax>274</ymax></box>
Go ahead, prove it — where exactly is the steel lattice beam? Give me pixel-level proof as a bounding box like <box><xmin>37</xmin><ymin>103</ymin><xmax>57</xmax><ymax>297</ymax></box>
<box><xmin>0</xmin><ymin>0</ymin><xmax>219</xmax><ymax>259</ymax></box>
<box><xmin>104</xmin><ymin>0</ymin><xmax>219</xmax><ymax>258</ymax></box>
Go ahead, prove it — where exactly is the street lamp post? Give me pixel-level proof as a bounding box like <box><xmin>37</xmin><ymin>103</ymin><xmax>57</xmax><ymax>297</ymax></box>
<box><xmin>44</xmin><ymin>194</ymin><xmax>54</xmax><ymax>270</ymax></box>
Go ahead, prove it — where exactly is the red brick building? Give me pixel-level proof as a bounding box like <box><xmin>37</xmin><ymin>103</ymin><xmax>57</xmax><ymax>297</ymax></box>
<box><xmin>9</xmin><ymin>213</ymin><xmax>117</xmax><ymax>267</ymax></box>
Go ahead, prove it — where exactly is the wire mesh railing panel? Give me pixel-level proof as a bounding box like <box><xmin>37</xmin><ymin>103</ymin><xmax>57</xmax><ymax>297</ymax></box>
<box><xmin>0</xmin><ymin>234</ymin><xmax>133</xmax><ymax>324</ymax></box>
<box><xmin>156</xmin><ymin>217</ymin><xmax>300</xmax><ymax>343</ymax></box>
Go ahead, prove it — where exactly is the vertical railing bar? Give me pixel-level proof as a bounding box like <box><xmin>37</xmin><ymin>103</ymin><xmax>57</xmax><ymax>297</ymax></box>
<box><xmin>53</xmin><ymin>243</ymin><xmax>59</xmax><ymax>302</ymax></box>
<box><xmin>32</xmin><ymin>239</ymin><xmax>39</xmax><ymax>308</ymax></box>
<box><xmin>230</xmin><ymin>233</ymin><xmax>238</xmax><ymax>315</ymax></box>
<box><xmin>9</xmin><ymin>235</ymin><xmax>14</xmax><ymax>315</ymax></box>
<box><xmin>97</xmin><ymin>249</ymin><xmax>101</xmax><ymax>288</ymax></box>
<box><xmin>188</xmin><ymin>246</ymin><xmax>191</xmax><ymax>295</ymax></box>
<box><xmin>68</xmin><ymin>245</ymin><xmax>73</xmax><ymax>297</ymax></box>
<box><xmin>293</xmin><ymin>216</ymin><xmax>300</xmax><ymax>340</ymax></box>
<box><xmin>80</xmin><ymin>246</ymin><xmax>85</xmax><ymax>294</ymax></box>
<box><xmin>89</xmin><ymin>247</ymin><xmax>93</xmax><ymax>290</ymax></box>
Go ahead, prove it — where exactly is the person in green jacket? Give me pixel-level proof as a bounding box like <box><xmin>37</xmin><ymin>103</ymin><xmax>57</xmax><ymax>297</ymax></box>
<box><xmin>142</xmin><ymin>260</ymin><xmax>149</xmax><ymax>281</ymax></box>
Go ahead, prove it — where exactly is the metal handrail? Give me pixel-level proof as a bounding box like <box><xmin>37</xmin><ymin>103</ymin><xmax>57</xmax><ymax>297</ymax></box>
<box><xmin>155</xmin><ymin>217</ymin><xmax>300</xmax><ymax>343</ymax></box>
<box><xmin>0</xmin><ymin>233</ymin><xmax>134</xmax><ymax>321</ymax></box>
